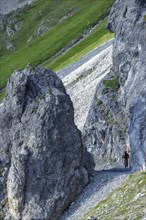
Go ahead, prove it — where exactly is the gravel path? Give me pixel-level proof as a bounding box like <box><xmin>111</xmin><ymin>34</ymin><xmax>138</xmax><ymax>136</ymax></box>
<box><xmin>60</xmin><ymin>169</ymin><xmax>132</xmax><ymax>220</ymax></box>
<box><xmin>57</xmin><ymin>38</ymin><xmax>114</xmax><ymax>79</ymax></box>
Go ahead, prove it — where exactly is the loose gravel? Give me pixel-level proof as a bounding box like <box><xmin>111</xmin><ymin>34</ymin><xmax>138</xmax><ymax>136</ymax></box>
<box><xmin>62</xmin><ymin>44</ymin><xmax>113</xmax><ymax>131</ymax></box>
<box><xmin>60</xmin><ymin>169</ymin><xmax>132</xmax><ymax>220</ymax></box>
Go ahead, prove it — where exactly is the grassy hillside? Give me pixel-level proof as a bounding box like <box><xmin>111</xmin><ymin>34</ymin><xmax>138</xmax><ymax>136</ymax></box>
<box><xmin>0</xmin><ymin>0</ymin><xmax>114</xmax><ymax>96</ymax></box>
<box><xmin>46</xmin><ymin>18</ymin><xmax>113</xmax><ymax>71</ymax></box>
<box><xmin>83</xmin><ymin>172</ymin><xmax>146</xmax><ymax>220</ymax></box>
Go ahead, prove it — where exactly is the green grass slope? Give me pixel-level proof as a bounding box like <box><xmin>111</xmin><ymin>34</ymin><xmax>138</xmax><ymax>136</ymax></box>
<box><xmin>46</xmin><ymin>18</ymin><xmax>113</xmax><ymax>71</ymax></box>
<box><xmin>0</xmin><ymin>0</ymin><xmax>114</xmax><ymax>93</ymax></box>
<box><xmin>83</xmin><ymin>172</ymin><xmax>146</xmax><ymax>220</ymax></box>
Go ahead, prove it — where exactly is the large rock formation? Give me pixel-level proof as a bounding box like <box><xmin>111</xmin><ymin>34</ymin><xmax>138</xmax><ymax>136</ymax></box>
<box><xmin>83</xmin><ymin>0</ymin><xmax>146</xmax><ymax>170</ymax></box>
<box><xmin>0</xmin><ymin>65</ymin><xmax>92</xmax><ymax>219</ymax></box>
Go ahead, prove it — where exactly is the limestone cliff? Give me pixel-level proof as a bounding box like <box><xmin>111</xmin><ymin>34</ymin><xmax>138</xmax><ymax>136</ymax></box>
<box><xmin>83</xmin><ymin>0</ymin><xmax>146</xmax><ymax>171</ymax></box>
<box><xmin>0</xmin><ymin>65</ymin><xmax>93</xmax><ymax>219</ymax></box>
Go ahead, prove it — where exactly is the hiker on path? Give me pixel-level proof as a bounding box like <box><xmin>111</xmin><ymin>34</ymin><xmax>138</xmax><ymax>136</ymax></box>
<box><xmin>122</xmin><ymin>151</ymin><xmax>129</xmax><ymax>168</ymax></box>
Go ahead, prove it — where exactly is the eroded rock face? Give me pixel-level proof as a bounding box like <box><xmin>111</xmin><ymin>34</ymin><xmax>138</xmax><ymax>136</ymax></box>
<box><xmin>0</xmin><ymin>65</ymin><xmax>92</xmax><ymax>219</ymax></box>
<box><xmin>83</xmin><ymin>0</ymin><xmax>146</xmax><ymax>171</ymax></box>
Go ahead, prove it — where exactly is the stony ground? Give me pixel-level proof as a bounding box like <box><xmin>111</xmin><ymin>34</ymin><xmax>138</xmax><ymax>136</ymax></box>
<box><xmin>60</xmin><ymin>169</ymin><xmax>132</xmax><ymax>220</ymax></box>
<box><xmin>60</xmin><ymin>40</ymin><xmax>113</xmax><ymax>131</ymax></box>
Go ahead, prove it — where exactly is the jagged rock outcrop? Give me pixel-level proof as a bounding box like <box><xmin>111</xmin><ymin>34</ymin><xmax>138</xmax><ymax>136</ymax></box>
<box><xmin>0</xmin><ymin>65</ymin><xmax>93</xmax><ymax>219</ymax></box>
<box><xmin>83</xmin><ymin>0</ymin><xmax>146</xmax><ymax>170</ymax></box>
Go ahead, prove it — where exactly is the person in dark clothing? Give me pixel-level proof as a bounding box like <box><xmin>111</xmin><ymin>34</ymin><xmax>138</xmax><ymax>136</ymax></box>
<box><xmin>122</xmin><ymin>151</ymin><xmax>129</xmax><ymax>168</ymax></box>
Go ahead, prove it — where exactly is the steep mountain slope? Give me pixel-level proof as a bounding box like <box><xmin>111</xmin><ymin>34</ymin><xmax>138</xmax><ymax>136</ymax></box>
<box><xmin>0</xmin><ymin>0</ymin><xmax>114</xmax><ymax>92</ymax></box>
<box><xmin>62</xmin><ymin>40</ymin><xmax>113</xmax><ymax>132</ymax></box>
<box><xmin>83</xmin><ymin>0</ymin><xmax>146</xmax><ymax>171</ymax></box>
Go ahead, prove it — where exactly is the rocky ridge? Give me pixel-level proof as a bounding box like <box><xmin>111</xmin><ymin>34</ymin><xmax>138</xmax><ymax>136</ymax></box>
<box><xmin>0</xmin><ymin>65</ymin><xmax>93</xmax><ymax>219</ymax></box>
<box><xmin>83</xmin><ymin>0</ymin><xmax>146</xmax><ymax>171</ymax></box>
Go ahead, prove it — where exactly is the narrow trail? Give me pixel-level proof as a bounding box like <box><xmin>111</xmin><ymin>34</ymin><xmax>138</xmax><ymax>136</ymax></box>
<box><xmin>57</xmin><ymin>39</ymin><xmax>132</xmax><ymax>220</ymax></box>
<box><xmin>60</xmin><ymin>169</ymin><xmax>132</xmax><ymax>220</ymax></box>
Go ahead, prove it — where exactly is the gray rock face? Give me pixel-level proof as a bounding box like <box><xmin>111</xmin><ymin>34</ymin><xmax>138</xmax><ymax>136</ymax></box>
<box><xmin>83</xmin><ymin>0</ymin><xmax>146</xmax><ymax>171</ymax></box>
<box><xmin>0</xmin><ymin>0</ymin><xmax>36</xmax><ymax>14</ymax></box>
<box><xmin>6</xmin><ymin>42</ymin><xmax>14</xmax><ymax>50</ymax></box>
<box><xmin>0</xmin><ymin>65</ymin><xmax>92</xmax><ymax>219</ymax></box>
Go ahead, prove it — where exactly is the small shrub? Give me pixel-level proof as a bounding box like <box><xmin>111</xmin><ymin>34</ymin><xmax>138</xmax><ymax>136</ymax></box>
<box><xmin>96</xmin><ymin>99</ymin><xmax>103</xmax><ymax>105</ymax></box>
<box><xmin>102</xmin><ymin>88</ymin><xmax>109</xmax><ymax>95</ymax></box>
<box><xmin>141</xmin><ymin>15</ymin><xmax>146</xmax><ymax>28</ymax></box>
<box><xmin>31</xmin><ymin>108</ymin><xmax>37</xmax><ymax>115</ymax></box>
<box><xmin>86</xmin><ymin>68</ymin><xmax>93</xmax><ymax>76</ymax></box>
<box><xmin>0</xmin><ymin>168</ymin><xmax>3</xmax><ymax>177</ymax></box>
<box><xmin>103</xmin><ymin>77</ymin><xmax>120</xmax><ymax>91</ymax></box>
<box><xmin>108</xmin><ymin>118</ymin><xmax>117</xmax><ymax>125</ymax></box>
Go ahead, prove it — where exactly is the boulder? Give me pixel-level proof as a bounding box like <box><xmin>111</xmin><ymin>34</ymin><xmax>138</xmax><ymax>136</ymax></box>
<box><xmin>0</xmin><ymin>65</ymin><xmax>93</xmax><ymax>219</ymax></box>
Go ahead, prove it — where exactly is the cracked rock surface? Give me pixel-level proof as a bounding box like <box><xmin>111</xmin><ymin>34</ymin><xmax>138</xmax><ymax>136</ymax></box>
<box><xmin>83</xmin><ymin>0</ymin><xmax>146</xmax><ymax>171</ymax></box>
<box><xmin>0</xmin><ymin>65</ymin><xmax>93</xmax><ymax>219</ymax></box>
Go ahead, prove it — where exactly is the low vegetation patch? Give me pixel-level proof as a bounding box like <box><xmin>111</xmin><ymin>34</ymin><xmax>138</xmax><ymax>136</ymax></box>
<box><xmin>103</xmin><ymin>77</ymin><xmax>120</xmax><ymax>91</ymax></box>
<box><xmin>96</xmin><ymin>99</ymin><xmax>103</xmax><ymax>105</ymax></box>
<box><xmin>0</xmin><ymin>90</ymin><xmax>6</xmax><ymax>103</ymax></box>
<box><xmin>82</xmin><ymin>172</ymin><xmax>146</xmax><ymax>220</ymax></box>
<box><xmin>0</xmin><ymin>167</ymin><xmax>3</xmax><ymax>177</ymax></box>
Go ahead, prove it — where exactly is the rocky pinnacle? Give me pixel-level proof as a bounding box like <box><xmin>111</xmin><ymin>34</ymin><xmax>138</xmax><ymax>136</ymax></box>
<box><xmin>0</xmin><ymin>65</ymin><xmax>94</xmax><ymax>219</ymax></box>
